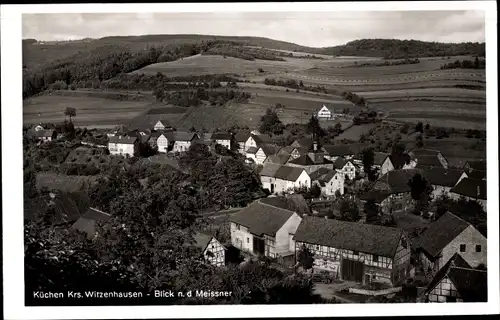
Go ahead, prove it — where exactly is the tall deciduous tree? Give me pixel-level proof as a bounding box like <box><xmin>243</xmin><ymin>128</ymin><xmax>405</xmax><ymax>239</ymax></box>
<box><xmin>297</xmin><ymin>245</ymin><xmax>314</xmax><ymax>270</ymax></box>
<box><xmin>259</xmin><ymin>108</ymin><xmax>285</xmax><ymax>136</ymax></box>
<box><xmin>408</xmin><ymin>173</ymin><xmax>433</xmax><ymax>213</ymax></box>
<box><xmin>64</xmin><ymin>107</ymin><xmax>76</xmax><ymax>123</ymax></box>
<box><xmin>339</xmin><ymin>198</ymin><xmax>360</xmax><ymax>222</ymax></box>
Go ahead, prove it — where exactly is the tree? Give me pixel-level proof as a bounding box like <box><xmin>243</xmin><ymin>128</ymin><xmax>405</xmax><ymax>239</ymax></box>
<box><xmin>400</xmin><ymin>123</ymin><xmax>409</xmax><ymax>134</ymax></box>
<box><xmin>299</xmin><ymin>80</ymin><xmax>304</xmax><ymax>87</ymax></box>
<box><xmin>64</xmin><ymin>107</ymin><xmax>76</xmax><ymax>123</ymax></box>
<box><xmin>364</xmin><ymin>199</ymin><xmax>379</xmax><ymax>224</ymax></box>
<box><xmin>297</xmin><ymin>245</ymin><xmax>314</xmax><ymax>270</ymax></box>
<box><xmin>338</xmin><ymin>198</ymin><xmax>360</xmax><ymax>222</ymax></box>
<box><xmin>408</xmin><ymin>173</ymin><xmax>433</xmax><ymax>213</ymax></box>
<box><xmin>259</xmin><ymin>108</ymin><xmax>285</xmax><ymax>136</ymax></box>
<box><xmin>416</xmin><ymin>134</ymin><xmax>424</xmax><ymax>148</ymax></box>
<box><xmin>415</xmin><ymin>121</ymin><xmax>424</xmax><ymax>133</ymax></box>
<box><xmin>309</xmin><ymin>183</ymin><xmax>322</xmax><ymax>199</ymax></box>
<box><xmin>134</xmin><ymin>141</ymin><xmax>157</xmax><ymax>158</ymax></box>
<box><xmin>361</xmin><ymin>148</ymin><xmax>375</xmax><ymax>178</ymax></box>
<box><xmin>424</xmin><ymin>123</ymin><xmax>430</xmax><ymax>131</ymax></box>
<box><xmin>306</xmin><ymin>114</ymin><xmax>325</xmax><ymax>138</ymax></box>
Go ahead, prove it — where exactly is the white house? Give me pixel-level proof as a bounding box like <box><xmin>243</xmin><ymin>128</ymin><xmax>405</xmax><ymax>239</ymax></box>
<box><xmin>254</xmin><ymin>144</ymin><xmax>281</xmax><ymax>165</ymax></box>
<box><xmin>234</xmin><ymin>132</ymin><xmax>251</xmax><ymax>155</ymax></box>
<box><xmin>192</xmin><ymin>233</ymin><xmax>226</xmax><ymax>267</ymax></box>
<box><xmin>334</xmin><ymin>158</ymin><xmax>356</xmax><ymax>180</ymax></box>
<box><xmin>294</xmin><ymin>216</ymin><xmax>411</xmax><ymax>286</ymax></box>
<box><xmin>211</xmin><ymin>132</ymin><xmax>233</xmax><ymax>150</ymax></box>
<box><xmin>260</xmin><ymin>164</ymin><xmax>311</xmax><ymax>195</ymax></box>
<box><xmin>317</xmin><ymin>105</ymin><xmax>333</xmax><ymax>120</ymax></box>
<box><xmin>172</xmin><ymin>132</ymin><xmax>199</xmax><ymax>153</ymax></box>
<box><xmin>417</xmin><ymin>212</ymin><xmax>487</xmax><ymax>276</ymax></box>
<box><xmin>309</xmin><ymin>168</ymin><xmax>345</xmax><ymax>197</ymax></box>
<box><xmin>155</xmin><ymin>131</ymin><xmax>174</xmax><ymax>153</ymax></box>
<box><xmin>153</xmin><ymin>119</ymin><xmax>172</xmax><ymax>131</ymax></box>
<box><xmin>27</xmin><ymin>128</ymin><xmax>57</xmax><ymax>143</ymax></box>
<box><xmin>229</xmin><ymin>199</ymin><xmax>303</xmax><ymax>258</ymax></box>
<box><xmin>449</xmin><ymin>177</ymin><xmax>487</xmax><ymax>210</ymax></box>
<box><xmin>424</xmin><ymin>253</ymin><xmax>487</xmax><ymax>303</ymax></box>
<box><xmin>108</xmin><ymin>135</ymin><xmax>138</xmax><ymax>157</ymax></box>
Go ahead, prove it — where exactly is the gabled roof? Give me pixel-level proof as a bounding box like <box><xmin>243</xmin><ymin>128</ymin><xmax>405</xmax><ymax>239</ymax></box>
<box><xmin>259</xmin><ymin>144</ymin><xmax>281</xmax><ymax>156</ymax></box>
<box><xmin>359</xmin><ymin>190</ymin><xmax>392</xmax><ymax>204</ymax></box>
<box><xmin>260</xmin><ymin>163</ymin><xmax>282</xmax><ymax>177</ymax></box>
<box><xmin>417</xmin><ymin>212</ymin><xmax>471</xmax><ymax>259</ymax></box>
<box><xmin>288</xmin><ymin>154</ymin><xmax>314</xmax><ymax>166</ymax></box>
<box><xmin>333</xmin><ymin>157</ymin><xmax>347</xmax><ymax>169</ymax></box>
<box><xmin>425</xmin><ymin>253</ymin><xmax>486</xmax><ymax>302</ymax></box>
<box><xmin>252</xmin><ymin>134</ymin><xmax>273</xmax><ymax>146</ymax></box>
<box><xmin>229</xmin><ymin>200</ymin><xmax>296</xmax><ymax>237</ymax></box>
<box><xmin>323</xmin><ymin>144</ymin><xmax>355</xmax><ymax>157</ymax></box>
<box><xmin>374</xmin><ymin>152</ymin><xmax>391</xmax><ymax>166</ymax></box>
<box><xmin>410</xmin><ymin>148</ymin><xmax>442</xmax><ymax>157</ymax></box>
<box><xmin>191</xmin><ymin>232</ymin><xmax>225</xmax><ymax>252</ymax></box>
<box><xmin>71</xmin><ymin>207</ymin><xmax>111</xmax><ymax>238</ymax></box>
<box><xmin>467</xmin><ymin>170</ymin><xmax>486</xmax><ymax>180</ymax></box>
<box><xmin>234</xmin><ymin>131</ymin><xmax>250</xmax><ymax>142</ymax></box>
<box><xmin>292</xmin><ymin>137</ymin><xmax>314</xmax><ymax>149</ymax></box>
<box><xmin>274</xmin><ymin>166</ymin><xmax>307</xmax><ymax>181</ymax></box>
<box><xmin>294</xmin><ymin>216</ymin><xmax>404</xmax><ymax>257</ymax></box>
<box><xmin>211</xmin><ymin>132</ymin><xmax>232</xmax><ymax>140</ymax></box>
<box><xmin>278</xmin><ymin>145</ymin><xmax>295</xmax><ymax>155</ymax></box>
<box><xmin>259</xmin><ymin>195</ymin><xmax>310</xmax><ymax>215</ymax></box>
<box><xmin>174</xmin><ymin>131</ymin><xmax>198</xmax><ymax>142</ymax></box>
<box><xmin>415</xmin><ymin>155</ymin><xmax>445</xmax><ymax>168</ymax></box>
<box><xmin>421</xmin><ymin>167</ymin><xmax>464</xmax><ymax>187</ymax></box>
<box><xmin>265</xmin><ymin>154</ymin><xmax>290</xmax><ymax>165</ymax></box>
<box><xmin>108</xmin><ymin>135</ymin><xmax>138</xmax><ymax>144</ymax></box>
<box><xmin>154</xmin><ymin>130</ymin><xmax>175</xmax><ymax>140</ymax></box>
<box><xmin>309</xmin><ymin>167</ymin><xmax>335</xmax><ymax>181</ymax></box>
<box><xmin>373</xmin><ymin>169</ymin><xmax>421</xmax><ymax>194</ymax></box>
<box><xmin>465</xmin><ymin>160</ymin><xmax>486</xmax><ymax>172</ymax></box>
<box><xmin>450</xmin><ymin>177</ymin><xmax>487</xmax><ymax>200</ymax></box>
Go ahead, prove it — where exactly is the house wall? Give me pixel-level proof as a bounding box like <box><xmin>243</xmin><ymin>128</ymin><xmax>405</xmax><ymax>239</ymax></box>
<box><xmin>380</xmin><ymin>193</ymin><xmax>412</xmax><ymax>214</ymax></box>
<box><xmin>204</xmin><ymin>238</ymin><xmax>226</xmax><ymax>266</ymax></box>
<box><xmin>427</xmin><ymin>277</ymin><xmax>463</xmax><ymax>303</ymax></box>
<box><xmin>245</xmin><ymin>137</ymin><xmax>257</xmax><ymax>150</ymax></box>
<box><xmin>173</xmin><ymin>140</ymin><xmax>192</xmax><ymax>153</ymax></box>
<box><xmin>246</xmin><ymin>152</ymin><xmax>257</xmax><ymax>163</ymax></box>
<box><xmin>238</xmin><ymin>142</ymin><xmax>246</xmax><ymax>154</ymax></box>
<box><xmin>154</xmin><ymin>121</ymin><xmax>168</xmax><ymax>130</ymax></box>
<box><xmin>322</xmin><ymin>173</ymin><xmax>344</xmax><ymax>196</ymax></box>
<box><xmin>392</xmin><ymin>234</ymin><xmax>412</xmax><ymax>285</ymax></box>
<box><xmin>275</xmin><ymin>213</ymin><xmax>302</xmax><ymax>255</ymax></box>
<box><xmin>441</xmin><ymin>225</ymin><xmax>487</xmax><ymax>268</ymax></box>
<box><xmin>403</xmin><ymin>160</ymin><xmax>417</xmax><ymax>169</ymax></box>
<box><xmin>215</xmin><ymin>139</ymin><xmax>231</xmax><ymax>150</ymax></box>
<box><xmin>432</xmin><ymin>185</ymin><xmax>451</xmax><ymax>198</ymax></box>
<box><xmin>317</xmin><ymin>109</ymin><xmax>332</xmax><ymax>119</ymax></box>
<box><xmin>157</xmin><ymin>135</ymin><xmax>169</xmax><ymax>153</ymax></box>
<box><xmin>230</xmin><ymin>222</ymin><xmax>253</xmax><ymax>253</ymax></box>
<box><xmin>108</xmin><ymin>142</ymin><xmax>135</xmax><ymax>157</ymax></box>
<box><xmin>255</xmin><ymin>149</ymin><xmax>268</xmax><ymax>165</ymax></box>
<box><xmin>456</xmin><ymin>172</ymin><xmax>469</xmax><ymax>185</ymax></box>
<box><xmin>292</xmin><ymin>170</ymin><xmax>311</xmax><ymax>190</ymax></box>
<box><xmin>260</xmin><ymin>176</ymin><xmax>277</xmax><ymax>194</ymax></box>
<box><xmin>381</xmin><ymin>158</ymin><xmax>395</xmax><ymax>175</ymax></box>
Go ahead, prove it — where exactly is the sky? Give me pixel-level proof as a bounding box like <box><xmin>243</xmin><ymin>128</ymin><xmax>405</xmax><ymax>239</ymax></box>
<box><xmin>22</xmin><ymin>11</ymin><xmax>485</xmax><ymax>47</ymax></box>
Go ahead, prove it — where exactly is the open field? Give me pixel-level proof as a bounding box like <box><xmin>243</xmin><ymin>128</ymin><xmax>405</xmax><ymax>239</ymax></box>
<box><xmin>23</xmin><ymin>95</ymin><xmax>154</xmax><ymax>128</ymax></box>
<box><xmin>335</xmin><ymin>123</ymin><xmax>377</xmax><ymax>141</ymax></box>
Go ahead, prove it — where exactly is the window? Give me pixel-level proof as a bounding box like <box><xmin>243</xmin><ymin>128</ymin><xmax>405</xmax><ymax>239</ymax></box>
<box><xmin>476</xmin><ymin>245</ymin><xmax>482</xmax><ymax>252</ymax></box>
<box><xmin>247</xmin><ymin>238</ymin><xmax>249</xmax><ymax>244</ymax></box>
<box><xmin>372</xmin><ymin>275</ymin><xmax>377</xmax><ymax>280</ymax></box>
<box><xmin>373</xmin><ymin>255</ymin><xmax>379</xmax><ymax>262</ymax></box>
<box><xmin>460</xmin><ymin>244</ymin><xmax>466</xmax><ymax>252</ymax></box>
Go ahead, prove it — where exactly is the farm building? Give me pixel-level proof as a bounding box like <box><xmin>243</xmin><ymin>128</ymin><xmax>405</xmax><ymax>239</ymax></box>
<box><xmin>191</xmin><ymin>233</ymin><xmax>226</xmax><ymax>267</ymax></box>
<box><xmin>287</xmin><ymin>151</ymin><xmax>334</xmax><ymax>175</ymax></box>
<box><xmin>322</xmin><ymin>144</ymin><xmax>355</xmax><ymax>161</ymax></box>
<box><xmin>421</xmin><ymin>167</ymin><xmax>466</xmax><ymax>198</ymax></box>
<box><xmin>309</xmin><ymin>167</ymin><xmax>345</xmax><ymax>197</ymax></box>
<box><xmin>333</xmin><ymin>158</ymin><xmax>356</xmax><ymax>180</ymax></box>
<box><xmin>449</xmin><ymin>178</ymin><xmax>487</xmax><ymax>210</ymax></box>
<box><xmin>172</xmin><ymin>132</ymin><xmax>199</xmax><ymax>153</ymax></box>
<box><xmin>294</xmin><ymin>216</ymin><xmax>411</xmax><ymax>286</ymax></box>
<box><xmin>71</xmin><ymin>207</ymin><xmax>111</xmax><ymax>239</ymax></box>
<box><xmin>26</xmin><ymin>128</ymin><xmax>57</xmax><ymax>143</ymax></box>
<box><xmin>153</xmin><ymin>119</ymin><xmax>172</xmax><ymax>131</ymax></box>
<box><xmin>463</xmin><ymin>160</ymin><xmax>486</xmax><ymax>180</ymax></box>
<box><xmin>254</xmin><ymin>144</ymin><xmax>281</xmax><ymax>165</ymax></box>
<box><xmin>264</xmin><ymin>154</ymin><xmax>291</xmax><ymax>165</ymax></box>
<box><xmin>245</xmin><ymin>134</ymin><xmax>273</xmax><ymax>151</ymax></box>
<box><xmin>229</xmin><ymin>199</ymin><xmax>302</xmax><ymax>259</ymax></box>
<box><xmin>211</xmin><ymin>132</ymin><xmax>233</xmax><ymax>150</ymax></box>
<box><xmin>259</xmin><ymin>164</ymin><xmax>311</xmax><ymax>195</ymax></box>
<box><xmin>370</xmin><ymin>169</ymin><xmax>421</xmax><ymax>213</ymax></box>
<box><xmin>409</xmin><ymin>148</ymin><xmax>448</xmax><ymax>169</ymax></box>
<box><xmin>424</xmin><ymin>253</ymin><xmax>487</xmax><ymax>303</ymax></box>
<box><xmin>416</xmin><ymin>212</ymin><xmax>487</xmax><ymax>276</ymax></box>
<box><xmin>108</xmin><ymin>135</ymin><xmax>138</xmax><ymax>157</ymax></box>
<box><xmin>234</xmin><ymin>131</ymin><xmax>250</xmax><ymax>155</ymax></box>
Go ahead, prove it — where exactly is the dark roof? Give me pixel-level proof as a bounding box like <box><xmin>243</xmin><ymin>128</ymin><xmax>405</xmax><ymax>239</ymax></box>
<box><xmin>259</xmin><ymin>195</ymin><xmax>310</xmax><ymax>215</ymax></box>
<box><xmin>467</xmin><ymin>170</ymin><xmax>486</xmax><ymax>180</ymax></box>
<box><xmin>309</xmin><ymin>167</ymin><xmax>335</xmax><ymax>181</ymax></box>
<box><xmin>450</xmin><ymin>177</ymin><xmax>487</xmax><ymax>200</ymax></box>
<box><xmin>425</xmin><ymin>253</ymin><xmax>487</xmax><ymax>302</ymax></box>
<box><xmin>390</xmin><ymin>153</ymin><xmax>412</xmax><ymax>169</ymax></box>
<box><xmin>294</xmin><ymin>216</ymin><xmax>404</xmax><ymax>257</ymax></box>
<box><xmin>265</xmin><ymin>154</ymin><xmax>290</xmax><ymax>165</ymax></box>
<box><xmin>155</xmin><ymin>130</ymin><xmax>175</xmax><ymax>140</ymax></box>
<box><xmin>211</xmin><ymin>132</ymin><xmax>232</xmax><ymax>140</ymax></box>
<box><xmin>415</xmin><ymin>155</ymin><xmax>445</xmax><ymax>168</ymax></box>
<box><xmin>259</xmin><ymin>163</ymin><xmax>282</xmax><ymax>177</ymax></box>
<box><xmin>260</xmin><ymin>144</ymin><xmax>281</xmax><ymax>156</ymax></box>
<box><xmin>274</xmin><ymin>166</ymin><xmax>307</xmax><ymax>181</ymax></box>
<box><xmin>287</xmin><ymin>154</ymin><xmax>314</xmax><ymax>166</ymax></box>
<box><xmin>252</xmin><ymin>134</ymin><xmax>273</xmax><ymax>146</ymax></box>
<box><xmin>27</xmin><ymin>129</ymin><xmax>56</xmax><ymax>138</ymax></box>
<box><xmin>421</xmin><ymin>167</ymin><xmax>464</xmax><ymax>187</ymax></box>
<box><xmin>418</xmin><ymin>212</ymin><xmax>470</xmax><ymax>259</ymax></box>
<box><xmin>234</xmin><ymin>131</ymin><xmax>250</xmax><ymax>142</ymax></box>
<box><xmin>246</xmin><ymin>146</ymin><xmax>258</xmax><ymax>154</ymax></box>
<box><xmin>278</xmin><ymin>146</ymin><xmax>295</xmax><ymax>155</ymax></box>
<box><xmin>410</xmin><ymin>148</ymin><xmax>441</xmax><ymax>157</ymax></box>
<box><xmin>174</xmin><ymin>132</ymin><xmax>198</xmax><ymax>142</ymax></box>
<box><xmin>374</xmin><ymin>152</ymin><xmax>391</xmax><ymax>166</ymax></box>
<box><xmin>360</xmin><ymin>190</ymin><xmax>392</xmax><ymax>204</ymax></box>
<box><xmin>333</xmin><ymin>157</ymin><xmax>347</xmax><ymax>169</ymax></box>
<box><xmin>108</xmin><ymin>135</ymin><xmax>137</xmax><ymax>144</ymax></box>
<box><xmin>323</xmin><ymin>144</ymin><xmax>355</xmax><ymax>157</ymax></box>
<box><xmin>466</xmin><ymin>160</ymin><xmax>486</xmax><ymax>172</ymax></box>
<box><xmin>373</xmin><ymin>169</ymin><xmax>421</xmax><ymax>194</ymax></box>
<box><xmin>292</xmin><ymin>137</ymin><xmax>314</xmax><ymax>149</ymax></box>
<box><xmin>191</xmin><ymin>233</ymin><xmax>218</xmax><ymax>251</ymax></box>
<box><xmin>229</xmin><ymin>200</ymin><xmax>296</xmax><ymax>236</ymax></box>
<box><xmin>71</xmin><ymin>207</ymin><xmax>111</xmax><ymax>238</ymax></box>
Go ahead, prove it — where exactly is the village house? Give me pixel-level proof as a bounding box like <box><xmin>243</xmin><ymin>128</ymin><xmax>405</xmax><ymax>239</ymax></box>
<box><xmin>373</xmin><ymin>153</ymin><xmax>394</xmax><ymax>175</ymax></box>
<box><xmin>294</xmin><ymin>216</ymin><xmax>411</xmax><ymax>286</ymax></box>
<box><xmin>369</xmin><ymin>168</ymin><xmax>421</xmax><ymax>213</ymax></box>
<box><xmin>234</xmin><ymin>131</ymin><xmax>250</xmax><ymax>155</ymax></box>
<box><xmin>244</xmin><ymin>133</ymin><xmax>273</xmax><ymax>151</ymax></box>
<box><xmin>211</xmin><ymin>132</ymin><xmax>233</xmax><ymax>150</ymax></box>
<box><xmin>263</xmin><ymin>154</ymin><xmax>291</xmax><ymax>166</ymax></box>
<box><xmin>108</xmin><ymin>135</ymin><xmax>138</xmax><ymax>157</ymax></box>
<box><xmin>245</xmin><ymin>147</ymin><xmax>258</xmax><ymax>163</ymax></box>
<box><xmin>316</xmin><ymin>105</ymin><xmax>334</xmax><ymax>120</ymax></box>
<box><xmin>229</xmin><ymin>199</ymin><xmax>303</xmax><ymax>259</ymax></box>
<box><xmin>463</xmin><ymin>160</ymin><xmax>486</xmax><ymax>180</ymax></box>
<box><xmin>172</xmin><ymin>132</ymin><xmax>199</xmax><ymax>153</ymax></box>
<box><xmin>449</xmin><ymin>177</ymin><xmax>487</xmax><ymax>210</ymax></box>
<box><xmin>152</xmin><ymin>131</ymin><xmax>174</xmax><ymax>152</ymax></box>
<box><xmin>71</xmin><ymin>207</ymin><xmax>111</xmax><ymax>239</ymax></box>
<box><xmin>309</xmin><ymin>167</ymin><xmax>345</xmax><ymax>197</ymax></box>
<box><xmin>333</xmin><ymin>158</ymin><xmax>357</xmax><ymax>180</ymax></box>
<box><xmin>153</xmin><ymin>119</ymin><xmax>172</xmax><ymax>131</ymax></box>
<box><xmin>192</xmin><ymin>232</ymin><xmax>226</xmax><ymax>267</ymax></box>
<box><xmin>254</xmin><ymin>144</ymin><xmax>281</xmax><ymax>165</ymax></box>
<box><xmin>287</xmin><ymin>150</ymin><xmax>334</xmax><ymax>175</ymax></box>
<box><xmin>409</xmin><ymin>148</ymin><xmax>449</xmax><ymax>169</ymax></box>
<box><xmin>322</xmin><ymin>144</ymin><xmax>355</xmax><ymax>162</ymax></box>
<box><xmin>290</xmin><ymin>137</ymin><xmax>314</xmax><ymax>150</ymax></box>
<box><xmin>416</xmin><ymin>212</ymin><xmax>487</xmax><ymax>276</ymax></box>
<box><xmin>421</xmin><ymin>167</ymin><xmax>466</xmax><ymax>198</ymax></box>
<box><xmin>423</xmin><ymin>253</ymin><xmax>487</xmax><ymax>303</ymax></box>
<box><xmin>259</xmin><ymin>163</ymin><xmax>311</xmax><ymax>195</ymax></box>
<box><xmin>26</xmin><ymin>127</ymin><xmax>57</xmax><ymax>143</ymax></box>
<box><xmin>279</xmin><ymin>145</ymin><xmax>308</xmax><ymax>160</ymax></box>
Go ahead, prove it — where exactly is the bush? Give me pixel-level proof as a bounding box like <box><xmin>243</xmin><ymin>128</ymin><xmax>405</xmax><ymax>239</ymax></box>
<box><xmin>412</xmin><ymin>208</ymin><xmax>421</xmax><ymax>216</ymax></box>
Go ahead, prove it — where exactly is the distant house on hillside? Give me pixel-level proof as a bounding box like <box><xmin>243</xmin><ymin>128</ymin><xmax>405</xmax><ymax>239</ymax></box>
<box><xmin>449</xmin><ymin>177</ymin><xmax>487</xmax><ymax>210</ymax></box>
<box><xmin>229</xmin><ymin>199</ymin><xmax>302</xmax><ymax>259</ymax></box>
<box><xmin>424</xmin><ymin>253</ymin><xmax>487</xmax><ymax>303</ymax></box>
<box><xmin>153</xmin><ymin>119</ymin><xmax>172</xmax><ymax>131</ymax></box>
<box><xmin>71</xmin><ymin>207</ymin><xmax>111</xmax><ymax>239</ymax></box>
<box><xmin>26</xmin><ymin>128</ymin><xmax>57</xmax><ymax>143</ymax></box>
<box><xmin>172</xmin><ymin>132</ymin><xmax>199</xmax><ymax>153</ymax></box>
<box><xmin>294</xmin><ymin>216</ymin><xmax>411</xmax><ymax>286</ymax></box>
<box><xmin>108</xmin><ymin>135</ymin><xmax>138</xmax><ymax>157</ymax></box>
<box><xmin>316</xmin><ymin>105</ymin><xmax>334</xmax><ymax>120</ymax></box>
<box><xmin>211</xmin><ymin>132</ymin><xmax>233</xmax><ymax>150</ymax></box>
<box><xmin>416</xmin><ymin>212</ymin><xmax>487</xmax><ymax>275</ymax></box>
<box><xmin>309</xmin><ymin>167</ymin><xmax>345</xmax><ymax>197</ymax></box>
<box><xmin>259</xmin><ymin>164</ymin><xmax>311</xmax><ymax>195</ymax></box>
<box><xmin>190</xmin><ymin>232</ymin><xmax>227</xmax><ymax>267</ymax></box>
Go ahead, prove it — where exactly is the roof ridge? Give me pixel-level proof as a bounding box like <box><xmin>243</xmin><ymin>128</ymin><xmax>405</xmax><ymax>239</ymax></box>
<box><xmin>89</xmin><ymin>207</ymin><xmax>111</xmax><ymax>216</ymax></box>
<box><xmin>444</xmin><ymin>211</ymin><xmax>471</xmax><ymax>226</ymax></box>
<box><xmin>450</xmin><ymin>266</ymin><xmax>486</xmax><ymax>272</ymax></box>
<box><xmin>257</xmin><ymin>199</ymin><xmax>296</xmax><ymax>214</ymax></box>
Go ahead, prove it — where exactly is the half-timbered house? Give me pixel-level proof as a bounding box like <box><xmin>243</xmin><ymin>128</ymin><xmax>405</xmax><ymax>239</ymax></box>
<box><xmin>371</xmin><ymin>168</ymin><xmax>421</xmax><ymax>213</ymax></box>
<box><xmin>309</xmin><ymin>168</ymin><xmax>345</xmax><ymax>197</ymax></box>
<box><xmin>172</xmin><ymin>132</ymin><xmax>199</xmax><ymax>153</ymax></box>
<box><xmin>192</xmin><ymin>233</ymin><xmax>226</xmax><ymax>267</ymax></box>
<box><xmin>294</xmin><ymin>216</ymin><xmax>411</xmax><ymax>286</ymax></box>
